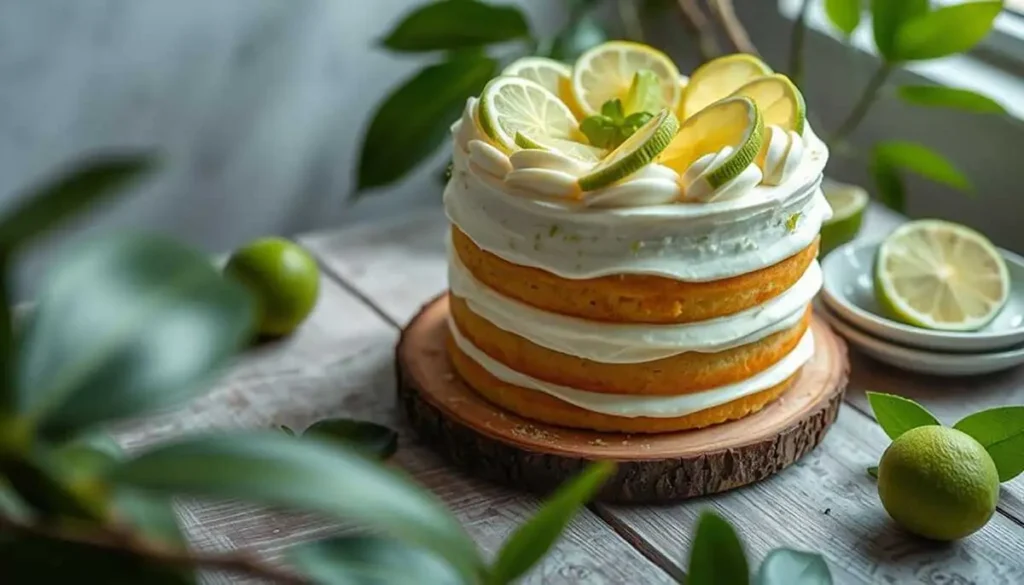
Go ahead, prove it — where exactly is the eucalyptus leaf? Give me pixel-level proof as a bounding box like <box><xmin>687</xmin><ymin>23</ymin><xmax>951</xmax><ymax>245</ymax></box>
<box><xmin>687</xmin><ymin>511</ymin><xmax>750</xmax><ymax>585</ymax></box>
<box><xmin>866</xmin><ymin>392</ymin><xmax>940</xmax><ymax>441</ymax></box>
<box><xmin>303</xmin><ymin>418</ymin><xmax>398</xmax><ymax>460</ymax></box>
<box><xmin>17</xmin><ymin>234</ymin><xmax>254</xmax><ymax>440</ymax></box>
<box><xmin>548</xmin><ymin>14</ymin><xmax>606</xmax><ymax>61</ymax></box>
<box><xmin>897</xmin><ymin>85</ymin><xmax>1007</xmax><ymax>115</ymax></box>
<box><xmin>895</xmin><ymin>2</ymin><xmax>1002</xmax><ymax>61</ymax></box>
<box><xmin>0</xmin><ymin>155</ymin><xmax>154</xmax><ymax>252</ymax></box>
<box><xmin>870</xmin><ymin>0</ymin><xmax>927</xmax><ymax>61</ymax></box>
<box><xmin>824</xmin><ymin>0</ymin><xmax>861</xmax><ymax>36</ymax></box>
<box><xmin>381</xmin><ymin>0</ymin><xmax>530</xmax><ymax>52</ymax></box>
<box><xmin>488</xmin><ymin>462</ymin><xmax>615</xmax><ymax>585</ymax></box>
<box><xmin>869</xmin><ymin>152</ymin><xmax>906</xmax><ymax>212</ymax></box>
<box><xmin>107</xmin><ymin>432</ymin><xmax>482</xmax><ymax>582</ymax></box>
<box><xmin>954</xmin><ymin>406</ymin><xmax>1024</xmax><ymax>481</ymax></box>
<box><xmin>358</xmin><ymin>55</ymin><xmax>495</xmax><ymax>192</ymax></box>
<box><xmin>874</xmin><ymin>141</ymin><xmax>972</xmax><ymax>193</ymax></box>
<box><xmin>288</xmin><ymin>535</ymin><xmax>461</xmax><ymax>585</ymax></box>
<box><xmin>756</xmin><ymin>548</ymin><xmax>832</xmax><ymax>585</ymax></box>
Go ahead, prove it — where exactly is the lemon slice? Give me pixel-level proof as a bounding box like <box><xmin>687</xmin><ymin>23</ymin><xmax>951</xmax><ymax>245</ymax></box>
<box><xmin>681</xmin><ymin>54</ymin><xmax>772</xmax><ymax>119</ymax></box>
<box><xmin>478</xmin><ymin>76</ymin><xmax>580</xmax><ymax>152</ymax></box>
<box><xmin>578</xmin><ymin>109</ymin><xmax>679</xmax><ymax>191</ymax></box>
<box><xmin>657</xmin><ymin>96</ymin><xmax>764</xmax><ymax>188</ymax></box>
<box><xmin>514</xmin><ymin>131</ymin><xmax>606</xmax><ymax>162</ymax></box>
<box><xmin>731</xmin><ymin>73</ymin><xmax>806</xmax><ymax>134</ymax></box>
<box><xmin>502</xmin><ymin>57</ymin><xmax>571</xmax><ymax>94</ymax></box>
<box><xmin>674</xmin><ymin>75</ymin><xmax>689</xmax><ymax>121</ymax></box>
<box><xmin>571</xmin><ymin>41</ymin><xmax>681</xmax><ymax>118</ymax></box>
<box><xmin>820</xmin><ymin>178</ymin><xmax>868</xmax><ymax>255</ymax></box>
<box><xmin>875</xmin><ymin>220</ymin><xmax>1010</xmax><ymax>331</ymax></box>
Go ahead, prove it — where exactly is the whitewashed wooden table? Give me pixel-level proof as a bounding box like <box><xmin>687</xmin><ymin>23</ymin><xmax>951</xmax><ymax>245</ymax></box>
<box><xmin>114</xmin><ymin>204</ymin><xmax>1024</xmax><ymax>584</ymax></box>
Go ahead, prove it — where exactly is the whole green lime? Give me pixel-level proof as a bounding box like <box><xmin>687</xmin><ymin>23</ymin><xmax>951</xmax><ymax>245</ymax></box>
<box><xmin>224</xmin><ymin>237</ymin><xmax>320</xmax><ymax>337</ymax></box>
<box><xmin>877</xmin><ymin>425</ymin><xmax>999</xmax><ymax>541</ymax></box>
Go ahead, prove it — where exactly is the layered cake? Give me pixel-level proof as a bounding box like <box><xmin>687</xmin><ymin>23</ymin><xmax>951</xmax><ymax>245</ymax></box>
<box><xmin>443</xmin><ymin>42</ymin><xmax>831</xmax><ymax>433</ymax></box>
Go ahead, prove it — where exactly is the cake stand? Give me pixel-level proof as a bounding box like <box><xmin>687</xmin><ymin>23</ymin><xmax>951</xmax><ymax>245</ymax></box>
<box><xmin>396</xmin><ymin>294</ymin><xmax>849</xmax><ymax>503</ymax></box>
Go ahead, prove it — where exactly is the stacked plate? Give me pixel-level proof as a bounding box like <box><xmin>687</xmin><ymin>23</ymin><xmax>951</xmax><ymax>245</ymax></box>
<box><xmin>818</xmin><ymin>241</ymin><xmax>1024</xmax><ymax>376</ymax></box>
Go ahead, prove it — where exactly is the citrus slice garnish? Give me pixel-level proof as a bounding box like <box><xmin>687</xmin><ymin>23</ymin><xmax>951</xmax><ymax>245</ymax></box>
<box><xmin>657</xmin><ymin>96</ymin><xmax>764</xmax><ymax>188</ymax></box>
<box><xmin>819</xmin><ymin>178</ymin><xmax>868</xmax><ymax>255</ymax></box>
<box><xmin>502</xmin><ymin>57</ymin><xmax>572</xmax><ymax>95</ymax></box>
<box><xmin>514</xmin><ymin>131</ymin><xmax>606</xmax><ymax>162</ymax></box>
<box><xmin>478</xmin><ymin>76</ymin><xmax>580</xmax><ymax>152</ymax></box>
<box><xmin>680</xmin><ymin>53</ymin><xmax>772</xmax><ymax>119</ymax></box>
<box><xmin>874</xmin><ymin>219</ymin><xmax>1010</xmax><ymax>331</ymax></box>
<box><xmin>571</xmin><ymin>41</ymin><xmax>681</xmax><ymax>118</ymax></box>
<box><xmin>577</xmin><ymin>109</ymin><xmax>679</xmax><ymax>191</ymax></box>
<box><xmin>731</xmin><ymin>73</ymin><xmax>806</xmax><ymax>133</ymax></box>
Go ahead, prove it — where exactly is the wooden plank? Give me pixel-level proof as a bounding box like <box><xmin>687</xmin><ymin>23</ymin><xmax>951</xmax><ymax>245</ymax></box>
<box><xmin>305</xmin><ymin>208</ymin><xmax>1024</xmax><ymax>583</ymax></box>
<box><xmin>113</xmin><ymin>274</ymin><xmax>673</xmax><ymax>584</ymax></box>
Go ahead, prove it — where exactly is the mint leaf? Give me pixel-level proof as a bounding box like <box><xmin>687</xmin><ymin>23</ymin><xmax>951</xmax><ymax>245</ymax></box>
<box><xmin>756</xmin><ymin>549</ymin><xmax>832</xmax><ymax>585</ymax></box>
<box><xmin>687</xmin><ymin>511</ymin><xmax>750</xmax><ymax>585</ymax></box>
<box><xmin>866</xmin><ymin>392</ymin><xmax>940</xmax><ymax>440</ymax></box>
<box><xmin>954</xmin><ymin>406</ymin><xmax>1024</xmax><ymax>482</ymax></box>
<box><xmin>580</xmin><ymin>115</ymin><xmax>620</xmax><ymax>149</ymax></box>
<box><xmin>897</xmin><ymin>86</ymin><xmax>1007</xmax><ymax>115</ymax></box>
<box><xmin>824</xmin><ymin>0</ymin><xmax>861</xmax><ymax>37</ymax></box>
<box><xmin>894</xmin><ymin>1</ymin><xmax>1002</xmax><ymax>61</ymax></box>
<box><xmin>623</xmin><ymin>70</ymin><xmax>664</xmax><ymax>115</ymax></box>
<box><xmin>601</xmin><ymin>99</ymin><xmax>626</xmax><ymax>124</ymax></box>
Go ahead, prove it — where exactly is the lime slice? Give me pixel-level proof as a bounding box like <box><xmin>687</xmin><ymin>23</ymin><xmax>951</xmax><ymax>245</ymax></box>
<box><xmin>578</xmin><ymin>109</ymin><xmax>679</xmax><ymax>191</ymax></box>
<box><xmin>657</xmin><ymin>96</ymin><xmax>764</xmax><ymax>188</ymax></box>
<box><xmin>819</xmin><ymin>178</ymin><xmax>868</xmax><ymax>255</ymax></box>
<box><xmin>681</xmin><ymin>54</ymin><xmax>772</xmax><ymax>119</ymax></box>
<box><xmin>731</xmin><ymin>73</ymin><xmax>806</xmax><ymax>133</ymax></box>
<box><xmin>478</xmin><ymin>76</ymin><xmax>580</xmax><ymax>152</ymax></box>
<box><xmin>875</xmin><ymin>220</ymin><xmax>1010</xmax><ymax>331</ymax></box>
<box><xmin>502</xmin><ymin>57</ymin><xmax>571</xmax><ymax>95</ymax></box>
<box><xmin>514</xmin><ymin>131</ymin><xmax>606</xmax><ymax>162</ymax></box>
<box><xmin>572</xmin><ymin>41</ymin><xmax>681</xmax><ymax>117</ymax></box>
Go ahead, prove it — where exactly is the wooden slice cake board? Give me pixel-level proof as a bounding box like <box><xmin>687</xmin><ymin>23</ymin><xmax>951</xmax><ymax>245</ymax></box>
<box><xmin>396</xmin><ymin>295</ymin><xmax>849</xmax><ymax>503</ymax></box>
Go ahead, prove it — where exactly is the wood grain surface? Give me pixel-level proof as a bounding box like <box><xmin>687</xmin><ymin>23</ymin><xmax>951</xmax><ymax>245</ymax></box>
<box><xmin>302</xmin><ymin>207</ymin><xmax>1024</xmax><ymax>584</ymax></box>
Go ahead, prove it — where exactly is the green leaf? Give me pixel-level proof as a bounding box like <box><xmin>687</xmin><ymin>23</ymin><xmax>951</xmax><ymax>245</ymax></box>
<box><xmin>687</xmin><ymin>511</ymin><xmax>750</xmax><ymax>585</ymax></box>
<box><xmin>16</xmin><ymin>234</ymin><xmax>254</xmax><ymax>440</ymax></box>
<box><xmin>488</xmin><ymin>462</ymin><xmax>614</xmax><ymax>585</ymax></box>
<box><xmin>107</xmin><ymin>432</ymin><xmax>482</xmax><ymax>582</ymax></box>
<box><xmin>115</xmin><ymin>490</ymin><xmax>187</xmax><ymax>548</ymax></box>
<box><xmin>623</xmin><ymin>70</ymin><xmax>664</xmax><ymax>115</ymax></box>
<box><xmin>870</xmin><ymin>0</ymin><xmax>927</xmax><ymax>60</ymax></box>
<box><xmin>756</xmin><ymin>549</ymin><xmax>832</xmax><ymax>585</ymax></box>
<box><xmin>869</xmin><ymin>152</ymin><xmax>906</xmax><ymax>212</ymax></box>
<box><xmin>580</xmin><ymin>115</ymin><xmax>619</xmax><ymax>149</ymax></box>
<box><xmin>895</xmin><ymin>2</ymin><xmax>1002</xmax><ymax>61</ymax></box>
<box><xmin>866</xmin><ymin>392</ymin><xmax>940</xmax><ymax>440</ymax></box>
<box><xmin>824</xmin><ymin>0</ymin><xmax>862</xmax><ymax>36</ymax></box>
<box><xmin>548</xmin><ymin>14</ymin><xmax>607</xmax><ymax>61</ymax></box>
<box><xmin>897</xmin><ymin>85</ymin><xmax>1007</xmax><ymax>115</ymax></box>
<box><xmin>874</xmin><ymin>141</ymin><xmax>972</xmax><ymax>192</ymax></box>
<box><xmin>288</xmin><ymin>535</ymin><xmax>461</xmax><ymax>585</ymax></box>
<box><xmin>601</xmin><ymin>99</ymin><xmax>626</xmax><ymax>123</ymax></box>
<box><xmin>867</xmin><ymin>466</ymin><xmax>879</xmax><ymax>479</ymax></box>
<box><xmin>303</xmin><ymin>418</ymin><xmax>399</xmax><ymax>460</ymax></box>
<box><xmin>381</xmin><ymin>0</ymin><xmax>530</xmax><ymax>52</ymax></box>
<box><xmin>0</xmin><ymin>155</ymin><xmax>154</xmax><ymax>252</ymax></box>
<box><xmin>358</xmin><ymin>55</ymin><xmax>496</xmax><ymax>192</ymax></box>
<box><xmin>0</xmin><ymin>476</ymin><xmax>30</xmax><ymax>520</ymax></box>
<box><xmin>954</xmin><ymin>406</ymin><xmax>1024</xmax><ymax>481</ymax></box>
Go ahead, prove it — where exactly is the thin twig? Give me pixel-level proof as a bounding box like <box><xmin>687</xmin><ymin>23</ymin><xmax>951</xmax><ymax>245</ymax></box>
<box><xmin>676</xmin><ymin>0</ymin><xmax>722</xmax><ymax>62</ymax></box>
<box><xmin>708</xmin><ymin>0</ymin><xmax>759</xmax><ymax>56</ymax></box>
<box><xmin>0</xmin><ymin>515</ymin><xmax>310</xmax><ymax>584</ymax></box>
<box><xmin>617</xmin><ymin>0</ymin><xmax>645</xmax><ymax>43</ymax></box>
<box><xmin>788</xmin><ymin>0</ymin><xmax>812</xmax><ymax>88</ymax></box>
<box><xmin>828</xmin><ymin>63</ymin><xmax>894</xmax><ymax>147</ymax></box>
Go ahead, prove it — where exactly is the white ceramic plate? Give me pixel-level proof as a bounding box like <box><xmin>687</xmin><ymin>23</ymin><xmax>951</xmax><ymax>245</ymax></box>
<box><xmin>816</xmin><ymin>302</ymin><xmax>1024</xmax><ymax>376</ymax></box>
<box><xmin>821</xmin><ymin>241</ymin><xmax>1024</xmax><ymax>353</ymax></box>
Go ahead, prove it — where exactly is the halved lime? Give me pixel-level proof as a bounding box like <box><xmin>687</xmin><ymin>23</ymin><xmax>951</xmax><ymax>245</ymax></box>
<box><xmin>875</xmin><ymin>220</ymin><xmax>1010</xmax><ymax>331</ymax></box>
<box><xmin>577</xmin><ymin>109</ymin><xmax>679</xmax><ymax>191</ymax></box>
<box><xmin>657</xmin><ymin>96</ymin><xmax>763</xmax><ymax>188</ymax></box>
<box><xmin>681</xmin><ymin>54</ymin><xmax>772</xmax><ymax>119</ymax></box>
<box><xmin>819</xmin><ymin>178</ymin><xmax>868</xmax><ymax>255</ymax></box>
<box><xmin>478</xmin><ymin>76</ymin><xmax>580</xmax><ymax>152</ymax></box>
<box><xmin>514</xmin><ymin>131</ymin><xmax>606</xmax><ymax>162</ymax></box>
<box><xmin>731</xmin><ymin>73</ymin><xmax>806</xmax><ymax>134</ymax></box>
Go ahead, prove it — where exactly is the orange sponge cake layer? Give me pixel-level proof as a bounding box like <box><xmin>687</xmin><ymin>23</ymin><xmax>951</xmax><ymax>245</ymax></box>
<box><xmin>451</xmin><ymin>295</ymin><xmax>811</xmax><ymax>395</ymax></box>
<box><xmin>452</xmin><ymin>227</ymin><xmax>819</xmax><ymax>324</ymax></box>
<box><xmin>448</xmin><ymin>334</ymin><xmax>799</xmax><ymax>433</ymax></box>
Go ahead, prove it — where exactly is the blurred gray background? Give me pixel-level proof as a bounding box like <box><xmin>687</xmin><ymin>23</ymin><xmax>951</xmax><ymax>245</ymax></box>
<box><xmin>2</xmin><ymin>0</ymin><xmax>1022</xmax><ymax>296</ymax></box>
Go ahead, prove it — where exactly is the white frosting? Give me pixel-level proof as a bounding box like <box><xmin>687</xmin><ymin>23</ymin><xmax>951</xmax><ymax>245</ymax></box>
<box><xmin>680</xmin><ymin>146</ymin><xmax>764</xmax><ymax>203</ymax></box>
<box><xmin>761</xmin><ymin>125</ymin><xmax>805</xmax><ymax>186</ymax></box>
<box><xmin>449</xmin><ymin>240</ymin><xmax>821</xmax><ymax>363</ymax></box>
<box><xmin>450</xmin><ymin>319</ymin><xmax>815</xmax><ymax>418</ymax></box>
